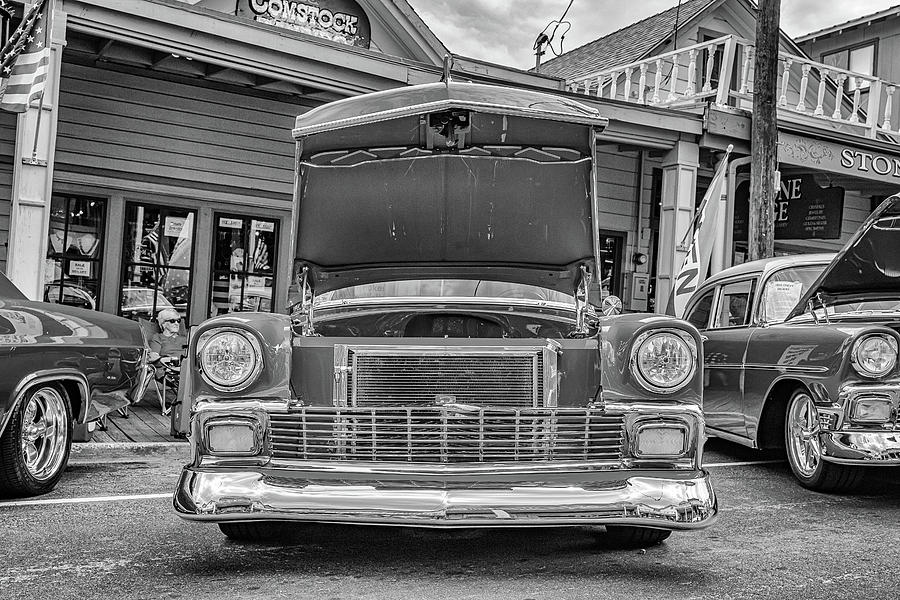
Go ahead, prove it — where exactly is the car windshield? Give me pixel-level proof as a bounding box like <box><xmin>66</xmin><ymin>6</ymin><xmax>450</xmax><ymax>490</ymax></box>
<box><xmin>122</xmin><ymin>289</ymin><xmax>174</xmax><ymax>309</ymax></box>
<box><xmin>760</xmin><ymin>265</ymin><xmax>826</xmax><ymax>323</ymax></box>
<box><xmin>316</xmin><ymin>280</ymin><xmax>574</xmax><ymax>303</ymax></box>
<box><xmin>764</xmin><ymin>264</ymin><xmax>900</xmax><ymax>322</ymax></box>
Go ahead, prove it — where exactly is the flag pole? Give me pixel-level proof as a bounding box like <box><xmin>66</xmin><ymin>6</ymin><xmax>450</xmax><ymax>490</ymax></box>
<box><xmin>28</xmin><ymin>0</ymin><xmax>51</xmax><ymax>164</ymax></box>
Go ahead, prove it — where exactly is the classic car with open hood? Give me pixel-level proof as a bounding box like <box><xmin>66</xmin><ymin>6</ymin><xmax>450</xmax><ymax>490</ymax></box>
<box><xmin>173</xmin><ymin>76</ymin><xmax>717</xmax><ymax>547</ymax></box>
<box><xmin>683</xmin><ymin>196</ymin><xmax>900</xmax><ymax>491</ymax></box>
<box><xmin>0</xmin><ymin>273</ymin><xmax>147</xmax><ymax>497</ymax></box>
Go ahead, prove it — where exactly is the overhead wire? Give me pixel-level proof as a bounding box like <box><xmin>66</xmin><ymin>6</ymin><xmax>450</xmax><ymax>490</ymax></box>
<box><xmin>535</xmin><ymin>0</ymin><xmax>575</xmax><ymax>58</ymax></box>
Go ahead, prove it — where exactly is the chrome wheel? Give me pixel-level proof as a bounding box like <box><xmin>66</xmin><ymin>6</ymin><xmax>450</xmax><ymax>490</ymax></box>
<box><xmin>786</xmin><ymin>391</ymin><xmax>820</xmax><ymax>478</ymax></box>
<box><xmin>20</xmin><ymin>387</ymin><xmax>69</xmax><ymax>481</ymax></box>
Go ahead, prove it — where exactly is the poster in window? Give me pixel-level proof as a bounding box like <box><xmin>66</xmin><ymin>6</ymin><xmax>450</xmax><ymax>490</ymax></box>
<box><xmin>164</xmin><ymin>216</ymin><xmax>187</xmax><ymax>238</ymax></box>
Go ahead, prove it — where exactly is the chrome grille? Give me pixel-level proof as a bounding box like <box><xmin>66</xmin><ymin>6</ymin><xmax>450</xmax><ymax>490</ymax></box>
<box><xmin>269</xmin><ymin>407</ymin><xmax>625</xmax><ymax>463</ymax></box>
<box><xmin>343</xmin><ymin>347</ymin><xmax>547</xmax><ymax>408</ymax></box>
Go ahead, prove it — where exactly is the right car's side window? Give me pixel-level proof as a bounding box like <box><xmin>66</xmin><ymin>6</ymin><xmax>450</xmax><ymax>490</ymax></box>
<box><xmin>758</xmin><ymin>264</ymin><xmax>827</xmax><ymax>324</ymax></box>
<box><xmin>685</xmin><ymin>290</ymin><xmax>715</xmax><ymax>330</ymax></box>
<box><xmin>713</xmin><ymin>280</ymin><xmax>755</xmax><ymax>328</ymax></box>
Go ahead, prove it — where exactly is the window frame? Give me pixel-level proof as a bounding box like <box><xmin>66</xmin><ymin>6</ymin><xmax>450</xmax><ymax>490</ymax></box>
<box><xmin>709</xmin><ymin>277</ymin><xmax>758</xmax><ymax>330</ymax></box>
<box><xmin>45</xmin><ymin>193</ymin><xmax>107</xmax><ymax>311</ymax></box>
<box><xmin>120</xmin><ymin>202</ymin><xmax>198</xmax><ymax>322</ymax></box>
<box><xmin>209</xmin><ymin>212</ymin><xmax>280</xmax><ymax>316</ymax></box>
<box><xmin>822</xmin><ymin>40</ymin><xmax>877</xmax><ymax>91</ymax></box>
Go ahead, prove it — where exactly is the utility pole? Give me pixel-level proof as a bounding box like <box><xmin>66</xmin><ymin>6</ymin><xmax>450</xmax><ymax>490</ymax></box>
<box><xmin>748</xmin><ymin>0</ymin><xmax>780</xmax><ymax>260</ymax></box>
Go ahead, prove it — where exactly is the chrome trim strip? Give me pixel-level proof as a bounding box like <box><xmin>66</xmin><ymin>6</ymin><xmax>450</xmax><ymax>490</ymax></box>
<box><xmin>742</xmin><ymin>363</ymin><xmax>830</xmax><ymax>374</ymax></box>
<box><xmin>705</xmin><ymin>426</ymin><xmax>757</xmax><ymax>449</ymax></box>
<box><xmin>1</xmin><ymin>370</ymin><xmax>91</xmax><ymax>438</ymax></box>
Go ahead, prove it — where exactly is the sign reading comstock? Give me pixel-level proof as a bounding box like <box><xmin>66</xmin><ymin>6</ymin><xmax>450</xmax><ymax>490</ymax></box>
<box><xmin>238</xmin><ymin>0</ymin><xmax>371</xmax><ymax>48</ymax></box>
<box><xmin>734</xmin><ymin>173</ymin><xmax>844</xmax><ymax>241</ymax></box>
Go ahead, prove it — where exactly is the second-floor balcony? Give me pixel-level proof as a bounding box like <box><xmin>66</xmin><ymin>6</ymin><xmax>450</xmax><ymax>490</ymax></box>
<box><xmin>565</xmin><ymin>35</ymin><xmax>900</xmax><ymax>145</ymax></box>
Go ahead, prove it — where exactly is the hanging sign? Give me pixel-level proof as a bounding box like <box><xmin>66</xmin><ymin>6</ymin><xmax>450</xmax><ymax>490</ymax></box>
<box><xmin>734</xmin><ymin>173</ymin><xmax>844</xmax><ymax>241</ymax></box>
<box><xmin>237</xmin><ymin>0</ymin><xmax>371</xmax><ymax>48</ymax></box>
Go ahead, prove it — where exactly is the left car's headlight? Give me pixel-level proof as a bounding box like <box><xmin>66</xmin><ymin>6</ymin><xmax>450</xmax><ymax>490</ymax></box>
<box><xmin>851</xmin><ymin>334</ymin><xmax>898</xmax><ymax>378</ymax></box>
<box><xmin>198</xmin><ymin>328</ymin><xmax>263</xmax><ymax>391</ymax></box>
<box><xmin>631</xmin><ymin>330</ymin><xmax>697</xmax><ymax>394</ymax></box>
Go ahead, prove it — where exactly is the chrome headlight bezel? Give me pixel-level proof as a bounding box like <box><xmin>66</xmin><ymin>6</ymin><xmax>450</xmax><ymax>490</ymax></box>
<box><xmin>197</xmin><ymin>327</ymin><xmax>264</xmax><ymax>392</ymax></box>
<box><xmin>851</xmin><ymin>334</ymin><xmax>898</xmax><ymax>379</ymax></box>
<box><xmin>630</xmin><ymin>329</ymin><xmax>698</xmax><ymax>394</ymax></box>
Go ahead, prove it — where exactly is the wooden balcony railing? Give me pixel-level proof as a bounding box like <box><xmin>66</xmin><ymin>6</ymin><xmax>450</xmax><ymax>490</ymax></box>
<box><xmin>565</xmin><ymin>34</ymin><xmax>899</xmax><ymax>143</ymax></box>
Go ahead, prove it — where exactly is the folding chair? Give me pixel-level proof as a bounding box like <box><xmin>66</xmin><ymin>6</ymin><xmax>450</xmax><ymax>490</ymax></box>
<box><xmin>137</xmin><ymin>318</ymin><xmax>185</xmax><ymax>416</ymax></box>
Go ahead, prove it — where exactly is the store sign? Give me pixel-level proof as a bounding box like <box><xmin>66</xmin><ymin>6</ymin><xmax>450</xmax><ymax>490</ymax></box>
<box><xmin>734</xmin><ymin>174</ymin><xmax>844</xmax><ymax>241</ymax></box>
<box><xmin>68</xmin><ymin>261</ymin><xmax>91</xmax><ymax>277</ymax></box>
<box><xmin>219</xmin><ymin>217</ymin><xmax>243</xmax><ymax>229</ymax></box>
<box><xmin>238</xmin><ymin>0</ymin><xmax>371</xmax><ymax>48</ymax></box>
<box><xmin>779</xmin><ymin>131</ymin><xmax>900</xmax><ymax>185</ymax></box>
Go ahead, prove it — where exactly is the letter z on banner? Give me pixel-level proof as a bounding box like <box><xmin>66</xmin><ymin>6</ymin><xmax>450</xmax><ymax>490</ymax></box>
<box><xmin>667</xmin><ymin>144</ymin><xmax>733</xmax><ymax>318</ymax></box>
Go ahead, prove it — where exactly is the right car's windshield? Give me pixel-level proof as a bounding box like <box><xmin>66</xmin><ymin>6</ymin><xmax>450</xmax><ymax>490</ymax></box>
<box><xmin>759</xmin><ymin>265</ymin><xmax>826</xmax><ymax>323</ymax></box>
<box><xmin>316</xmin><ymin>280</ymin><xmax>574</xmax><ymax>303</ymax></box>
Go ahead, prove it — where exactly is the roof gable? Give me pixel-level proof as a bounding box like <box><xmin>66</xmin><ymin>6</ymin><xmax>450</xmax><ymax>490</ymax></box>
<box><xmin>538</xmin><ymin>0</ymin><xmax>716</xmax><ymax>79</ymax></box>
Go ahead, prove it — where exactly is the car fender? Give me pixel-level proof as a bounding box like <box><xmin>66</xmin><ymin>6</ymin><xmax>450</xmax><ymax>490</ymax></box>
<box><xmin>186</xmin><ymin>313</ymin><xmax>293</xmax><ymax>403</ymax></box>
<box><xmin>595</xmin><ymin>313</ymin><xmax>703</xmax><ymax>407</ymax></box>
<box><xmin>0</xmin><ymin>369</ymin><xmax>91</xmax><ymax>438</ymax></box>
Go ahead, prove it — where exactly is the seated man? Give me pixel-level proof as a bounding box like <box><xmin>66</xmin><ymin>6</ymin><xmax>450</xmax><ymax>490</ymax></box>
<box><xmin>149</xmin><ymin>308</ymin><xmax>186</xmax><ymax>375</ymax></box>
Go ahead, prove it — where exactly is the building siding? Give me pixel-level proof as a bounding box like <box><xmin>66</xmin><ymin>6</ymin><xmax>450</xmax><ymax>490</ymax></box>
<box><xmin>54</xmin><ymin>62</ymin><xmax>303</xmax><ymax>199</ymax></box>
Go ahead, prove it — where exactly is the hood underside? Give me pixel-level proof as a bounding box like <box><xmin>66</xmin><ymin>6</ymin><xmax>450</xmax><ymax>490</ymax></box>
<box><xmin>787</xmin><ymin>195</ymin><xmax>900</xmax><ymax>319</ymax></box>
<box><xmin>292</xmin><ymin>81</ymin><xmax>608</xmax><ymax>294</ymax></box>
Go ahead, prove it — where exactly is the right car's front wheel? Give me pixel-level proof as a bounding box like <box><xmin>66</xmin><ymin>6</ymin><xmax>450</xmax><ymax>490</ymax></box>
<box><xmin>785</xmin><ymin>389</ymin><xmax>865</xmax><ymax>493</ymax></box>
<box><xmin>596</xmin><ymin>526</ymin><xmax>671</xmax><ymax>549</ymax></box>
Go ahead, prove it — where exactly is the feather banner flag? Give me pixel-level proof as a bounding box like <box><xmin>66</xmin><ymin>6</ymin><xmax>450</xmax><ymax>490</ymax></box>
<box><xmin>0</xmin><ymin>0</ymin><xmax>51</xmax><ymax>113</ymax></box>
<box><xmin>666</xmin><ymin>144</ymin><xmax>733</xmax><ymax>318</ymax></box>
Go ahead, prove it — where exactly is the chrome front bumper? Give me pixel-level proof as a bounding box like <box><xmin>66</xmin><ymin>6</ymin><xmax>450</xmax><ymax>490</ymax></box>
<box><xmin>174</xmin><ymin>466</ymin><xmax>717</xmax><ymax>529</ymax></box>
<box><xmin>821</xmin><ymin>431</ymin><xmax>900</xmax><ymax>464</ymax></box>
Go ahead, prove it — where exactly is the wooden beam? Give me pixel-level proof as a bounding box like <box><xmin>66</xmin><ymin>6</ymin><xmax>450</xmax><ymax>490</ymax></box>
<box><xmin>749</xmin><ymin>0</ymin><xmax>780</xmax><ymax>260</ymax></box>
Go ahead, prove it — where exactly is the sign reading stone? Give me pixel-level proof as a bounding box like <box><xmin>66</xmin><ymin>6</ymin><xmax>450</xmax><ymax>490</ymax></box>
<box><xmin>734</xmin><ymin>173</ymin><xmax>844</xmax><ymax>241</ymax></box>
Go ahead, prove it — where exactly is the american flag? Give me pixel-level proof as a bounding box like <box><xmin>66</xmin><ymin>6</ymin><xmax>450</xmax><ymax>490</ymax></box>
<box><xmin>0</xmin><ymin>0</ymin><xmax>51</xmax><ymax>113</ymax></box>
<box><xmin>252</xmin><ymin>238</ymin><xmax>270</xmax><ymax>272</ymax></box>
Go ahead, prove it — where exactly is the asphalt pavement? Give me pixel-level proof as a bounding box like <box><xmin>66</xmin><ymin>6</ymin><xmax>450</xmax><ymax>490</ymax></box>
<box><xmin>1</xmin><ymin>439</ymin><xmax>898</xmax><ymax>600</ymax></box>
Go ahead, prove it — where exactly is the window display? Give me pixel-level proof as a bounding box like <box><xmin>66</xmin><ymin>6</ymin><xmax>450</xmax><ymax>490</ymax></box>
<box><xmin>121</xmin><ymin>204</ymin><xmax>195</xmax><ymax>321</ymax></box>
<box><xmin>210</xmin><ymin>215</ymin><xmax>278</xmax><ymax>315</ymax></box>
<box><xmin>44</xmin><ymin>195</ymin><xmax>106</xmax><ymax>310</ymax></box>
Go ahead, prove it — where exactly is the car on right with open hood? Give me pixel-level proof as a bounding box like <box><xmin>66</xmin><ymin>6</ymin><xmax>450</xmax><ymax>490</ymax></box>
<box><xmin>683</xmin><ymin>196</ymin><xmax>900</xmax><ymax>492</ymax></box>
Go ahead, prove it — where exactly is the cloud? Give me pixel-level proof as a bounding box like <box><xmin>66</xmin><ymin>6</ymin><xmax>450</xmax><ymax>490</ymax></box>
<box><xmin>406</xmin><ymin>0</ymin><xmax>900</xmax><ymax>70</ymax></box>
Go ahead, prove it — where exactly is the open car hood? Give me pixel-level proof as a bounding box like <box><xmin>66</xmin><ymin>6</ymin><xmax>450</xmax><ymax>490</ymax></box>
<box><xmin>786</xmin><ymin>195</ymin><xmax>900</xmax><ymax>320</ymax></box>
<box><xmin>291</xmin><ymin>80</ymin><xmax>608</xmax><ymax>294</ymax></box>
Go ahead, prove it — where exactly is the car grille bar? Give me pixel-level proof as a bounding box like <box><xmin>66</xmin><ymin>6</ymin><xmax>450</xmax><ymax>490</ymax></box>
<box><xmin>335</xmin><ymin>344</ymin><xmax>558</xmax><ymax>409</ymax></box>
<box><xmin>269</xmin><ymin>407</ymin><xmax>625</xmax><ymax>463</ymax></box>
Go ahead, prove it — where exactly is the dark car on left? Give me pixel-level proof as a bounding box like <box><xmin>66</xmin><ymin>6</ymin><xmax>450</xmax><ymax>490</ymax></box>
<box><xmin>0</xmin><ymin>273</ymin><xmax>147</xmax><ymax>497</ymax></box>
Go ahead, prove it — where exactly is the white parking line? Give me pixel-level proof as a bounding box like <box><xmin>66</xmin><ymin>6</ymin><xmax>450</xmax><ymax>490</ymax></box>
<box><xmin>705</xmin><ymin>460</ymin><xmax>783</xmax><ymax>468</ymax></box>
<box><xmin>0</xmin><ymin>492</ymin><xmax>171</xmax><ymax>508</ymax></box>
<box><xmin>0</xmin><ymin>460</ymin><xmax>784</xmax><ymax>509</ymax></box>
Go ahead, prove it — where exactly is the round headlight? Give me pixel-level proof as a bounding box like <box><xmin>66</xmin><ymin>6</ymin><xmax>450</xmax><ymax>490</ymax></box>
<box><xmin>198</xmin><ymin>329</ymin><xmax>262</xmax><ymax>391</ymax></box>
<box><xmin>631</xmin><ymin>330</ymin><xmax>697</xmax><ymax>393</ymax></box>
<box><xmin>851</xmin><ymin>334</ymin><xmax>898</xmax><ymax>378</ymax></box>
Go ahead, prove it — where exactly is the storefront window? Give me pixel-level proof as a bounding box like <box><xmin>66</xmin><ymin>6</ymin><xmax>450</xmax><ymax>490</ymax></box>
<box><xmin>45</xmin><ymin>195</ymin><xmax>106</xmax><ymax>310</ymax></box>
<box><xmin>121</xmin><ymin>204</ymin><xmax>195</xmax><ymax>321</ymax></box>
<box><xmin>210</xmin><ymin>215</ymin><xmax>278</xmax><ymax>315</ymax></box>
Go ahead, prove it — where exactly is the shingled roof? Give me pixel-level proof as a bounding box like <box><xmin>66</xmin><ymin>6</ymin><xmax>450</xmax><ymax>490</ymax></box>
<box><xmin>537</xmin><ymin>0</ymin><xmax>717</xmax><ymax>80</ymax></box>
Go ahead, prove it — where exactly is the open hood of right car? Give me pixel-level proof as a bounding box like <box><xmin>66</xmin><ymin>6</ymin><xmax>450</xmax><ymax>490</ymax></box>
<box><xmin>786</xmin><ymin>195</ymin><xmax>900</xmax><ymax>320</ymax></box>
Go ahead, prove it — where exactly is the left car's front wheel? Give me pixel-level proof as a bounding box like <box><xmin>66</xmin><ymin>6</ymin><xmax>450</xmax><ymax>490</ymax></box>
<box><xmin>0</xmin><ymin>385</ymin><xmax>73</xmax><ymax>497</ymax></box>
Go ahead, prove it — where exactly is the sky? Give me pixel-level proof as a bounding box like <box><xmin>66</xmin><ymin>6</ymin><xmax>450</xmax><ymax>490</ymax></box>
<box><xmin>405</xmin><ymin>0</ymin><xmax>900</xmax><ymax>70</ymax></box>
